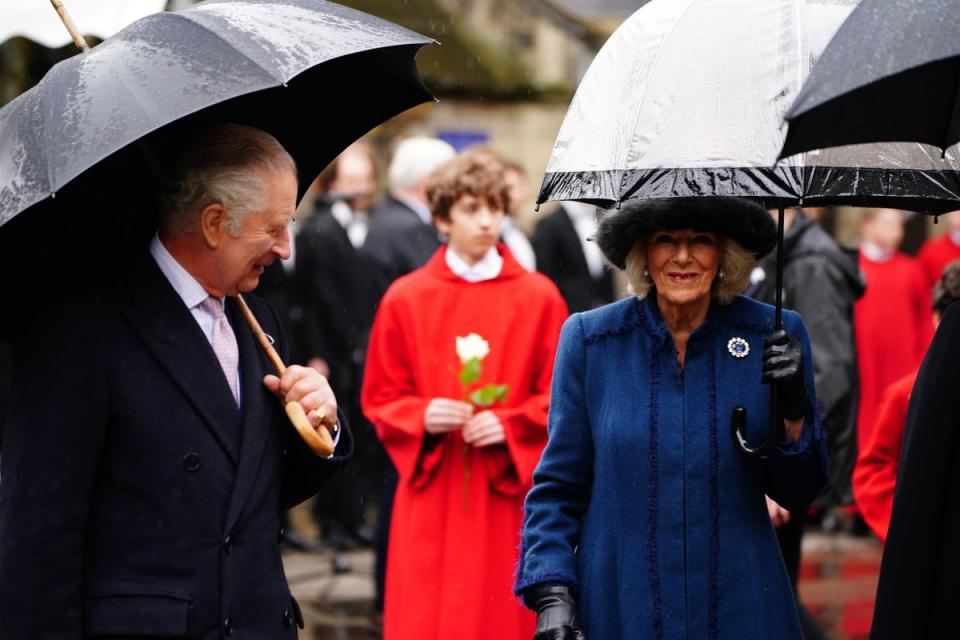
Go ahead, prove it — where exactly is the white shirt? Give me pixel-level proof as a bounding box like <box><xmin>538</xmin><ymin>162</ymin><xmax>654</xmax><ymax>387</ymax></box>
<box><xmin>861</xmin><ymin>240</ymin><xmax>894</xmax><ymax>263</ymax></box>
<box><xmin>950</xmin><ymin>228</ymin><xmax>960</xmax><ymax>247</ymax></box>
<box><xmin>500</xmin><ymin>218</ymin><xmax>536</xmax><ymax>271</ymax></box>
<box><xmin>563</xmin><ymin>201</ymin><xmax>606</xmax><ymax>279</ymax></box>
<box><xmin>330</xmin><ymin>200</ymin><xmax>369</xmax><ymax>249</ymax></box>
<box><xmin>150</xmin><ymin>234</ymin><xmax>243</xmax><ymax>402</ymax></box>
<box><xmin>445</xmin><ymin>246</ymin><xmax>503</xmax><ymax>282</ymax></box>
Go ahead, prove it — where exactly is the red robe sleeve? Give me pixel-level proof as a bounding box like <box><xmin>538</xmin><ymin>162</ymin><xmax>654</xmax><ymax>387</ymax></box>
<box><xmin>361</xmin><ymin>291</ymin><xmax>441</xmax><ymax>489</ymax></box>
<box><xmin>483</xmin><ymin>291</ymin><xmax>568</xmax><ymax>496</ymax></box>
<box><xmin>853</xmin><ymin>371</ymin><xmax>917</xmax><ymax>543</ymax></box>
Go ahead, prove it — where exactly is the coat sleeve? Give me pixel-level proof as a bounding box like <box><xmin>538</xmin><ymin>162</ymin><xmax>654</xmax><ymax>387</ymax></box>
<box><xmin>0</xmin><ymin>317</ymin><xmax>109</xmax><ymax>637</ymax></box>
<box><xmin>485</xmin><ymin>291</ymin><xmax>568</xmax><ymax>496</ymax></box>
<box><xmin>361</xmin><ymin>291</ymin><xmax>438</xmax><ymax>488</ymax></box>
<box><xmin>515</xmin><ymin>314</ymin><xmax>593</xmax><ymax>597</ymax></box>
<box><xmin>852</xmin><ymin>377</ymin><xmax>912</xmax><ymax>543</ymax></box>
<box><xmin>760</xmin><ymin>311</ymin><xmax>828</xmax><ymax>512</ymax></box>
<box><xmin>786</xmin><ymin>256</ymin><xmax>856</xmax><ymax>429</ymax></box>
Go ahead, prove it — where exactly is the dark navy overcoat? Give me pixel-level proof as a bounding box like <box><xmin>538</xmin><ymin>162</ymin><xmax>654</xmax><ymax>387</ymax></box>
<box><xmin>516</xmin><ymin>295</ymin><xmax>827</xmax><ymax>640</ymax></box>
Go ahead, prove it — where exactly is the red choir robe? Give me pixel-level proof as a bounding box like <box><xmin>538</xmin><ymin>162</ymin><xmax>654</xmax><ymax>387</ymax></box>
<box><xmin>852</xmin><ymin>370</ymin><xmax>917</xmax><ymax>542</ymax></box>
<box><xmin>916</xmin><ymin>232</ymin><xmax>960</xmax><ymax>289</ymax></box>
<box><xmin>362</xmin><ymin>245</ymin><xmax>568</xmax><ymax>640</ymax></box>
<box><xmin>854</xmin><ymin>252</ymin><xmax>931</xmax><ymax>453</ymax></box>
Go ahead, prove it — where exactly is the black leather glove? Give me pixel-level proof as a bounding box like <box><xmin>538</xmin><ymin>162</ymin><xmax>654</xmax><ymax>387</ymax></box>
<box><xmin>525</xmin><ymin>585</ymin><xmax>586</xmax><ymax>640</ymax></box>
<box><xmin>762</xmin><ymin>329</ymin><xmax>811</xmax><ymax>421</ymax></box>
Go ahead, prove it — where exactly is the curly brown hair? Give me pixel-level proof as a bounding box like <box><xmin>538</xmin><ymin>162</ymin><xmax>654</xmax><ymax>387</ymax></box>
<box><xmin>425</xmin><ymin>147</ymin><xmax>510</xmax><ymax>221</ymax></box>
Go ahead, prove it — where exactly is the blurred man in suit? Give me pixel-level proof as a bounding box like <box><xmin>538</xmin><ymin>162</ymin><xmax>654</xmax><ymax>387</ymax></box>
<box><xmin>0</xmin><ymin>124</ymin><xmax>351</xmax><ymax>639</ymax></box>
<box><xmin>297</xmin><ymin>141</ymin><xmax>383</xmax><ymax>551</ymax></box>
<box><xmin>533</xmin><ymin>201</ymin><xmax>615</xmax><ymax>312</ymax></box>
<box><xmin>364</xmin><ymin>137</ymin><xmax>456</xmax><ymax>287</ymax></box>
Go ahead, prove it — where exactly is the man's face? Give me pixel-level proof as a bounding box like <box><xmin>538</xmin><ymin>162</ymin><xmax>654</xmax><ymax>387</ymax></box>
<box><xmin>213</xmin><ymin>168</ymin><xmax>297</xmax><ymax>296</ymax></box>
<box><xmin>504</xmin><ymin>168</ymin><xmax>528</xmax><ymax>217</ymax></box>
<box><xmin>436</xmin><ymin>194</ymin><xmax>503</xmax><ymax>264</ymax></box>
<box><xmin>329</xmin><ymin>148</ymin><xmax>376</xmax><ymax>211</ymax></box>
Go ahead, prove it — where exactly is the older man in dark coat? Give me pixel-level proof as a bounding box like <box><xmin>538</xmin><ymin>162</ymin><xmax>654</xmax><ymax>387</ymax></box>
<box><xmin>0</xmin><ymin>124</ymin><xmax>351</xmax><ymax>639</ymax></box>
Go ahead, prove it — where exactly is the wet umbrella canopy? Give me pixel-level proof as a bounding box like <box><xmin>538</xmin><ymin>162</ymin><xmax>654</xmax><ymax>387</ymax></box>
<box><xmin>0</xmin><ymin>0</ymin><xmax>434</xmax><ymax>336</ymax></box>
<box><xmin>538</xmin><ymin>0</ymin><xmax>960</xmax><ymax>214</ymax></box>
<box><xmin>537</xmin><ymin>0</ymin><xmax>960</xmax><ymax>456</ymax></box>
<box><xmin>782</xmin><ymin>0</ymin><xmax>960</xmax><ymax>158</ymax></box>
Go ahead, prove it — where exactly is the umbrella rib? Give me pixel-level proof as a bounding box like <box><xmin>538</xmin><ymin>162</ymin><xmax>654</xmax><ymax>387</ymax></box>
<box><xmin>621</xmin><ymin>0</ymin><xmax>702</xmax><ymax>177</ymax></box>
<box><xmin>162</xmin><ymin>10</ymin><xmax>287</xmax><ymax>85</ymax></box>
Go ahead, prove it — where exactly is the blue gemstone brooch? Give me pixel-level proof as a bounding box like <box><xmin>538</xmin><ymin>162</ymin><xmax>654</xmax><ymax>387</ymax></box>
<box><xmin>727</xmin><ymin>337</ymin><xmax>750</xmax><ymax>358</ymax></box>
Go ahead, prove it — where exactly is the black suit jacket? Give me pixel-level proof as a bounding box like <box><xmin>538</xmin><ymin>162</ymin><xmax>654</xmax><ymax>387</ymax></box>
<box><xmin>0</xmin><ymin>252</ymin><xmax>352</xmax><ymax>639</ymax></box>
<box><xmin>532</xmin><ymin>205</ymin><xmax>615</xmax><ymax>313</ymax></box>
<box><xmin>295</xmin><ymin>206</ymin><xmax>380</xmax><ymax>394</ymax></box>
<box><xmin>363</xmin><ymin>196</ymin><xmax>440</xmax><ymax>288</ymax></box>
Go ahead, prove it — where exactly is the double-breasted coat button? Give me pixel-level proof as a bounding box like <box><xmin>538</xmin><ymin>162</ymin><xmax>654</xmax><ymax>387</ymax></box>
<box><xmin>278</xmin><ymin>528</ymin><xmax>285</xmax><ymax>544</ymax></box>
<box><xmin>223</xmin><ymin>618</ymin><xmax>233</xmax><ymax>635</ymax></box>
<box><xmin>182</xmin><ymin>453</ymin><xmax>201</xmax><ymax>472</ymax></box>
<box><xmin>223</xmin><ymin>535</ymin><xmax>233</xmax><ymax>553</ymax></box>
<box><xmin>283</xmin><ymin>608</ymin><xmax>293</xmax><ymax>629</ymax></box>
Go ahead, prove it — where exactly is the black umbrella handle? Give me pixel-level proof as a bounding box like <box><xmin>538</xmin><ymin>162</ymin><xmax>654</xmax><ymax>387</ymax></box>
<box><xmin>734</xmin><ymin>206</ymin><xmax>785</xmax><ymax>458</ymax></box>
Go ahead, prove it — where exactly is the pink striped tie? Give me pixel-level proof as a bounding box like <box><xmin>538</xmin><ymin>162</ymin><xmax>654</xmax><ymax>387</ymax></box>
<box><xmin>201</xmin><ymin>297</ymin><xmax>239</xmax><ymax>405</ymax></box>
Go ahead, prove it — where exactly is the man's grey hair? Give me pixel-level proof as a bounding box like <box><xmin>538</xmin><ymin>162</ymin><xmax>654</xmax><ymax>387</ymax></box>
<box><xmin>624</xmin><ymin>235</ymin><xmax>756</xmax><ymax>305</ymax></box>
<box><xmin>387</xmin><ymin>137</ymin><xmax>456</xmax><ymax>192</ymax></box>
<box><xmin>159</xmin><ymin>124</ymin><xmax>296</xmax><ymax>236</ymax></box>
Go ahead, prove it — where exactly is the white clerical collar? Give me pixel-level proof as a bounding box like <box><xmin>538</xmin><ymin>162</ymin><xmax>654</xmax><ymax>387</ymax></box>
<box><xmin>394</xmin><ymin>193</ymin><xmax>433</xmax><ymax>226</ymax></box>
<box><xmin>150</xmin><ymin>233</ymin><xmax>215</xmax><ymax>310</ymax></box>
<box><xmin>445</xmin><ymin>246</ymin><xmax>503</xmax><ymax>282</ymax></box>
<box><xmin>861</xmin><ymin>240</ymin><xmax>895</xmax><ymax>263</ymax></box>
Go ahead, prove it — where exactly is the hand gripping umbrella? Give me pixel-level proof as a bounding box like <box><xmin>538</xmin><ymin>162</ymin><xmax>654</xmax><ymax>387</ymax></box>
<box><xmin>537</xmin><ymin>0</ymin><xmax>960</xmax><ymax>457</ymax></box>
<box><xmin>782</xmin><ymin>0</ymin><xmax>960</xmax><ymax>158</ymax></box>
<box><xmin>0</xmin><ymin>0</ymin><xmax>436</xmax><ymax>456</ymax></box>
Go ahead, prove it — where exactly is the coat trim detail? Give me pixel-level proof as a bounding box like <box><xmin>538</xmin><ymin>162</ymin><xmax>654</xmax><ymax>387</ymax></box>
<box><xmin>708</xmin><ymin>346</ymin><xmax>720</xmax><ymax>640</ymax></box>
<box><xmin>648</xmin><ymin>352</ymin><xmax>664</xmax><ymax>640</ymax></box>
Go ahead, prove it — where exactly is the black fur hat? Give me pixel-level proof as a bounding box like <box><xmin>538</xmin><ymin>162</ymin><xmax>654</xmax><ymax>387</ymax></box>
<box><xmin>594</xmin><ymin>197</ymin><xmax>777</xmax><ymax>269</ymax></box>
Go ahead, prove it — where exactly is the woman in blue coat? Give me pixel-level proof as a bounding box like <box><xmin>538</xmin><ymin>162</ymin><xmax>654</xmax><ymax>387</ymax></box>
<box><xmin>515</xmin><ymin>198</ymin><xmax>827</xmax><ymax>640</ymax></box>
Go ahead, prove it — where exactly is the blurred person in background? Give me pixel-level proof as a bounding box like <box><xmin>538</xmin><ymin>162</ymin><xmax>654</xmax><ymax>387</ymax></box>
<box><xmin>854</xmin><ymin>209</ymin><xmax>931</xmax><ymax>471</ymax></box>
<box><xmin>853</xmin><ymin>258</ymin><xmax>960</xmax><ymax>543</ymax></box>
<box><xmin>297</xmin><ymin>141</ymin><xmax>383</xmax><ymax>553</ymax></box>
<box><xmin>364</xmin><ymin>137</ymin><xmax>457</xmax><ymax>287</ymax></box>
<box><xmin>362</xmin><ymin>149</ymin><xmax>567</xmax><ymax>640</ymax></box>
<box><xmin>360</xmin><ymin>135</ymin><xmax>456</xmax><ymax>621</ymax></box>
<box><xmin>916</xmin><ymin>210</ymin><xmax>960</xmax><ymax>289</ymax></box>
<box><xmin>746</xmin><ymin>206</ymin><xmax>864</xmax><ymax>640</ymax></box>
<box><xmin>500</xmin><ymin>159</ymin><xmax>536</xmax><ymax>271</ymax></box>
<box><xmin>870</xmin><ymin>274</ymin><xmax>960</xmax><ymax>639</ymax></box>
<box><xmin>533</xmin><ymin>201</ymin><xmax>615</xmax><ymax>312</ymax></box>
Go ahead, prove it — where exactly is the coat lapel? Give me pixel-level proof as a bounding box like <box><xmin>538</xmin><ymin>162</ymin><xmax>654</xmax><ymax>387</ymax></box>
<box><xmin>557</xmin><ymin>206</ymin><xmax>593</xmax><ymax>279</ymax></box>
<box><xmin>119</xmin><ymin>255</ymin><xmax>242</xmax><ymax>464</ymax></box>
<box><xmin>223</xmin><ymin>297</ymin><xmax>276</xmax><ymax>532</ymax></box>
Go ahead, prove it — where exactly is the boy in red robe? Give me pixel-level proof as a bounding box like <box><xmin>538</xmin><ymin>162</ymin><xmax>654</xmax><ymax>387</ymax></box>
<box><xmin>361</xmin><ymin>149</ymin><xmax>568</xmax><ymax>640</ymax></box>
<box><xmin>916</xmin><ymin>210</ymin><xmax>960</xmax><ymax>289</ymax></box>
<box><xmin>854</xmin><ymin>209</ymin><xmax>932</xmax><ymax>455</ymax></box>
<box><xmin>853</xmin><ymin>259</ymin><xmax>960</xmax><ymax>542</ymax></box>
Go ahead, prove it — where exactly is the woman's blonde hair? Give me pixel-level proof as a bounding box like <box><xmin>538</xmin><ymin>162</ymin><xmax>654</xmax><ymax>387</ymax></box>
<box><xmin>624</xmin><ymin>235</ymin><xmax>756</xmax><ymax>305</ymax></box>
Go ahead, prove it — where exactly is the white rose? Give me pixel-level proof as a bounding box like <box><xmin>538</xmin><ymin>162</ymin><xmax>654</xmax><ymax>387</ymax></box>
<box><xmin>456</xmin><ymin>333</ymin><xmax>490</xmax><ymax>364</ymax></box>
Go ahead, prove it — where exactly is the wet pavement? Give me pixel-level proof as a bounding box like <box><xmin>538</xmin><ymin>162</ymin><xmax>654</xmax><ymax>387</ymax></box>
<box><xmin>284</xmin><ymin>531</ymin><xmax>883</xmax><ymax>639</ymax></box>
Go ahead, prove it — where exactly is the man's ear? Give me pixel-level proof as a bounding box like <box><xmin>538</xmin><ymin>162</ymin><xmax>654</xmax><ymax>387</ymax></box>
<box><xmin>199</xmin><ymin>203</ymin><xmax>228</xmax><ymax>248</ymax></box>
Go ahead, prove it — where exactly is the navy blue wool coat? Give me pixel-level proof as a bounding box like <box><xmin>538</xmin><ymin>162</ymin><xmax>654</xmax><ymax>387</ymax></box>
<box><xmin>516</xmin><ymin>295</ymin><xmax>827</xmax><ymax>640</ymax></box>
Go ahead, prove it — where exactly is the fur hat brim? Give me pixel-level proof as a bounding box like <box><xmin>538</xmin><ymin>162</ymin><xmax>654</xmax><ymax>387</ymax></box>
<box><xmin>595</xmin><ymin>197</ymin><xmax>777</xmax><ymax>269</ymax></box>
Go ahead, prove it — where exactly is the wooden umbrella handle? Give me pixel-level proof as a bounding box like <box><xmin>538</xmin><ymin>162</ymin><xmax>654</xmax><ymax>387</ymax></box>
<box><xmin>49</xmin><ymin>0</ymin><xmax>90</xmax><ymax>52</ymax></box>
<box><xmin>231</xmin><ymin>294</ymin><xmax>335</xmax><ymax>457</ymax></box>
